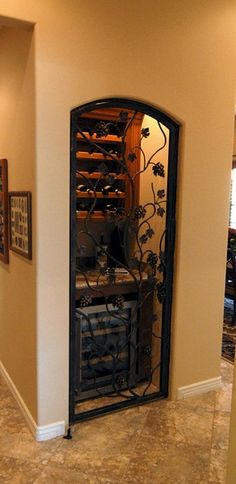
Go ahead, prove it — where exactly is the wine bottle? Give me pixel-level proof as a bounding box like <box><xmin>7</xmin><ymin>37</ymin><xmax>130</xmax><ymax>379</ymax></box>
<box><xmin>106</xmin><ymin>204</ymin><xmax>114</xmax><ymax>210</ymax></box>
<box><xmin>101</xmin><ymin>185</ymin><xmax>113</xmax><ymax>194</ymax></box>
<box><xmin>102</xmin><ymin>186</ymin><xmax>123</xmax><ymax>196</ymax></box>
<box><xmin>114</xmin><ymin>188</ymin><xmax>122</xmax><ymax>195</ymax></box>
<box><xmin>77</xmin><ymin>184</ymin><xmax>87</xmax><ymax>192</ymax></box>
<box><xmin>103</xmin><ymin>204</ymin><xmax>116</xmax><ymax>213</ymax></box>
<box><xmin>86</xmin><ymin>187</ymin><xmax>94</xmax><ymax>194</ymax></box>
<box><xmin>77</xmin><ymin>184</ymin><xmax>94</xmax><ymax>194</ymax></box>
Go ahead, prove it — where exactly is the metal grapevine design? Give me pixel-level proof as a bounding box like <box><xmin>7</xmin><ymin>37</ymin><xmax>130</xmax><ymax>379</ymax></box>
<box><xmin>74</xmin><ymin>108</ymin><xmax>170</xmax><ymax>415</ymax></box>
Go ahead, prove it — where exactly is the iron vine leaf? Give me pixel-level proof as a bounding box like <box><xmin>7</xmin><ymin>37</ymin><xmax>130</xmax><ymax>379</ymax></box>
<box><xmin>157</xmin><ymin>207</ymin><xmax>165</xmax><ymax>217</ymax></box>
<box><xmin>139</xmin><ymin>233</ymin><xmax>149</xmax><ymax>244</ymax></box>
<box><xmin>94</xmin><ymin>121</ymin><xmax>110</xmax><ymax>138</ymax></box>
<box><xmin>141</xmin><ymin>127</ymin><xmax>150</xmax><ymax>138</ymax></box>
<box><xmin>157</xmin><ymin>189</ymin><xmax>165</xmax><ymax>199</ymax></box>
<box><xmin>146</xmin><ymin>228</ymin><xmax>155</xmax><ymax>239</ymax></box>
<box><xmin>152</xmin><ymin>162</ymin><xmax>165</xmax><ymax>177</ymax></box>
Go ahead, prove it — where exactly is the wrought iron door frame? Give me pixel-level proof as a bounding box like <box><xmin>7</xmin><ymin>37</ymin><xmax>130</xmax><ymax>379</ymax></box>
<box><xmin>69</xmin><ymin>98</ymin><xmax>179</xmax><ymax>424</ymax></box>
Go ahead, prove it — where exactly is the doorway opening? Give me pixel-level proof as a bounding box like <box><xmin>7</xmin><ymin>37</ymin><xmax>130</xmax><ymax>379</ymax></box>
<box><xmin>70</xmin><ymin>98</ymin><xmax>179</xmax><ymax>424</ymax></box>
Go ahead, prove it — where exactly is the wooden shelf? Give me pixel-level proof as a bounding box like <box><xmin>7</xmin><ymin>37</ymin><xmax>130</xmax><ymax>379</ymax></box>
<box><xmin>76</xmin><ymin>269</ymin><xmax>149</xmax><ymax>291</ymax></box>
<box><xmin>76</xmin><ymin>171</ymin><xmax>126</xmax><ymax>180</ymax></box>
<box><xmin>76</xmin><ymin>152</ymin><xmax>120</xmax><ymax>161</ymax></box>
<box><xmin>79</xmin><ymin>108</ymin><xmax>143</xmax><ymax>122</ymax></box>
<box><xmin>75</xmin><ymin>108</ymin><xmax>142</xmax><ymax>222</ymax></box>
<box><xmin>76</xmin><ymin>191</ymin><xmax>125</xmax><ymax>199</ymax></box>
<box><xmin>77</xmin><ymin>132</ymin><xmax>122</xmax><ymax>143</ymax></box>
<box><xmin>76</xmin><ymin>210</ymin><xmax>109</xmax><ymax>221</ymax></box>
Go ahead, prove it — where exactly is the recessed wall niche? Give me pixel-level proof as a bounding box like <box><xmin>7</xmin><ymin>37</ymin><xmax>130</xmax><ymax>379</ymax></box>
<box><xmin>70</xmin><ymin>98</ymin><xmax>179</xmax><ymax>425</ymax></box>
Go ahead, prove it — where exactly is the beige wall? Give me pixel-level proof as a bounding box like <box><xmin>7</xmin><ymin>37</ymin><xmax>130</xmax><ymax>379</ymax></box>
<box><xmin>0</xmin><ymin>25</ymin><xmax>37</xmax><ymax>419</ymax></box>
<box><xmin>140</xmin><ymin>116</ymin><xmax>169</xmax><ymax>252</ymax></box>
<box><xmin>0</xmin><ymin>0</ymin><xmax>236</xmax><ymax>428</ymax></box>
<box><xmin>233</xmin><ymin>117</ymin><xmax>236</xmax><ymax>157</ymax></box>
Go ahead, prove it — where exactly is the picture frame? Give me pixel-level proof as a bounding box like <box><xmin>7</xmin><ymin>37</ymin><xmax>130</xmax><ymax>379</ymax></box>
<box><xmin>0</xmin><ymin>159</ymin><xmax>9</xmax><ymax>264</ymax></box>
<box><xmin>9</xmin><ymin>191</ymin><xmax>32</xmax><ymax>260</ymax></box>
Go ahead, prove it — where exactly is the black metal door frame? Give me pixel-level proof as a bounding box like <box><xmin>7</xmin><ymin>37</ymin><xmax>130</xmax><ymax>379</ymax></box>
<box><xmin>69</xmin><ymin>98</ymin><xmax>179</xmax><ymax>424</ymax></box>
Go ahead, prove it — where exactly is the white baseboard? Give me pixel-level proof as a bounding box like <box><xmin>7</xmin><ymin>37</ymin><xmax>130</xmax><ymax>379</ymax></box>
<box><xmin>35</xmin><ymin>421</ymin><xmax>66</xmax><ymax>442</ymax></box>
<box><xmin>0</xmin><ymin>360</ymin><xmax>65</xmax><ymax>441</ymax></box>
<box><xmin>177</xmin><ymin>376</ymin><xmax>222</xmax><ymax>400</ymax></box>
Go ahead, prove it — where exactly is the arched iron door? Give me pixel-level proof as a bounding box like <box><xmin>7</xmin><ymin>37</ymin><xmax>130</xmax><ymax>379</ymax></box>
<box><xmin>70</xmin><ymin>98</ymin><xmax>179</xmax><ymax>423</ymax></box>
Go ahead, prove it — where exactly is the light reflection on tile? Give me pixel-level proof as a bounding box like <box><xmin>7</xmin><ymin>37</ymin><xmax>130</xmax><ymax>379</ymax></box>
<box><xmin>0</xmin><ymin>360</ymin><xmax>233</xmax><ymax>484</ymax></box>
<box><xmin>211</xmin><ymin>410</ymin><xmax>231</xmax><ymax>451</ymax></box>
<box><xmin>209</xmin><ymin>448</ymin><xmax>228</xmax><ymax>484</ymax></box>
<box><xmin>215</xmin><ymin>382</ymin><xmax>233</xmax><ymax>413</ymax></box>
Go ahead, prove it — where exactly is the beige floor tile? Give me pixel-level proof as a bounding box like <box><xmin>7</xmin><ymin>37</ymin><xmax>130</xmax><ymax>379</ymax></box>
<box><xmin>0</xmin><ymin>360</ymin><xmax>233</xmax><ymax>483</ymax></box>
<box><xmin>215</xmin><ymin>382</ymin><xmax>233</xmax><ymax>413</ymax></box>
<box><xmin>220</xmin><ymin>359</ymin><xmax>234</xmax><ymax>384</ymax></box>
<box><xmin>0</xmin><ymin>455</ymin><xmax>46</xmax><ymax>484</ymax></box>
<box><xmin>123</xmin><ymin>442</ymin><xmax>211</xmax><ymax>483</ymax></box>
<box><xmin>148</xmin><ymin>390</ymin><xmax>216</xmax><ymax>414</ymax></box>
<box><xmin>33</xmin><ymin>464</ymin><xmax>91</xmax><ymax>483</ymax></box>
<box><xmin>140</xmin><ymin>403</ymin><xmax>214</xmax><ymax>448</ymax></box>
<box><xmin>211</xmin><ymin>410</ymin><xmax>231</xmax><ymax>451</ymax></box>
<box><xmin>36</xmin><ymin>455</ymin><xmax>130</xmax><ymax>483</ymax></box>
<box><xmin>208</xmin><ymin>448</ymin><xmax>228</xmax><ymax>483</ymax></box>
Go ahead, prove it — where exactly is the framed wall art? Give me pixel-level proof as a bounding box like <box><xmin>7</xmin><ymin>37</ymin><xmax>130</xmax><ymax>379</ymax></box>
<box><xmin>0</xmin><ymin>159</ymin><xmax>9</xmax><ymax>264</ymax></box>
<box><xmin>9</xmin><ymin>191</ymin><xmax>32</xmax><ymax>260</ymax></box>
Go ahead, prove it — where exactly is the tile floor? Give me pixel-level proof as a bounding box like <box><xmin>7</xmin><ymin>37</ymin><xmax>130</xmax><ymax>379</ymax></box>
<box><xmin>0</xmin><ymin>360</ymin><xmax>233</xmax><ymax>483</ymax></box>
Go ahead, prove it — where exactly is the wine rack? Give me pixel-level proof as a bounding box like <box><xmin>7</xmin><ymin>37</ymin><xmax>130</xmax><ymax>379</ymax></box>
<box><xmin>75</xmin><ymin>109</ymin><xmax>143</xmax><ymax>220</ymax></box>
<box><xmin>75</xmin><ymin>299</ymin><xmax>137</xmax><ymax>400</ymax></box>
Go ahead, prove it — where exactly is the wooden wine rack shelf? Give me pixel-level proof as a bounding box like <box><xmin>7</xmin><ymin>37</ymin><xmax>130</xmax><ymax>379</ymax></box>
<box><xmin>76</xmin><ymin>191</ymin><xmax>125</xmax><ymax>199</ymax></box>
<box><xmin>76</xmin><ymin>109</ymin><xmax>142</xmax><ymax>221</ymax></box>
<box><xmin>76</xmin><ymin>171</ymin><xmax>126</xmax><ymax>180</ymax></box>
<box><xmin>76</xmin><ymin>210</ymin><xmax>110</xmax><ymax>220</ymax></box>
<box><xmin>76</xmin><ymin>152</ymin><xmax>120</xmax><ymax>161</ymax></box>
<box><xmin>77</xmin><ymin>132</ymin><xmax>122</xmax><ymax>143</ymax></box>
